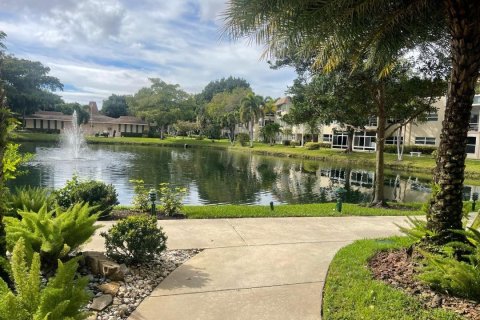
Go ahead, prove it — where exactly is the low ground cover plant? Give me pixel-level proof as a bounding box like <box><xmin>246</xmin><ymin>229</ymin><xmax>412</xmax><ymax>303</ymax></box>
<box><xmin>6</xmin><ymin>186</ymin><xmax>55</xmax><ymax>217</ymax></box>
<box><xmin>0</xmin><ymin>239</ymin><xmax>91</xmax><ymax>320</ymax></box>
<box><xmin>130</xmin><ymin>180</ymin><xmax>187</xmax><ymax>216</ymax></box>
<box><xmin>102</xmin><ymin>215</ymin><xmax>167</xmax><ymax>264</ymax></box>
<box><xmin>4</xmin><ymin>203</ymin><xmax>100</xmax><ymax>269</ymax></box>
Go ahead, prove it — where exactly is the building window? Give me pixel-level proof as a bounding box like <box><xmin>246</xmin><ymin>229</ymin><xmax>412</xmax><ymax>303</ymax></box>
<box><xmin>33</xmin><ymin>119</ymin><xmax>37</xmax><ymax>129</ymax></box>
<box><xmin>136</xmin><ymin>125</ymin><xmax>139</xmax><ymax>133</ymax></box>
<box><xmin>368</xmin><ymin>116</ymin><xmax>377</xmax><ymax>127</ymax></box>
<box><xmin>40</xmin><ymin>120</ymin><xmax>44</xmax><ymax>129</ymax></box>
<box><xmin>466</xmin><ymin>137</ymin><xmax>476</xmax><ymax>154</ymax></box>
<box><xmin>130</xmin><ymin>124</ymin><xmax>133</xmax><ymax>132</ymax></box>
<box><xmin>386</xmin><ymin>136</ymin><xmax>404</xmax><ymax>145</ymax></box>
<box><xmin>415</xmin><ymin>137</ymin><xmax>436</xmax><ymax>145</ymax></box>
<box><xmin>426</xmin><ymin>111</ymin><xmax>438</xmax><ymax>121</ymax></box>
<box><xmin>61</xmin><ymin>121</ymin><xmax>64</xmax><ymax>129</ymax></box>
<box><xmin>350</xmin><ymin>171</ymin><xmax>374</xmax><ymax>187</ymax></box>
<box><xmin>353</xmin><ymin>131</ymin><xmax>376</xmax><ymax>151</ymax></box>
<box><xmin>470</xmin><ymin>114</ymin><xmax>479</xmax><ymax>131</ymax></box>
<box><xmin>47</xmin><ymin>120</ymin><xmax>51</xmax><ymax>129</ymax></box>
<box><xmin>332</xmin><ymin>132</ymin><xmax>348</xmax><ymax>149</ymax></box>
<box><xmin>323</xmin><ymin>134</ymin><xmax>332</xmax><ymax>142</ymax></box>
<box><xmin>54</xmin><ymin>120</ymin><xmax>57</xmax><ymax>130</ymax></box>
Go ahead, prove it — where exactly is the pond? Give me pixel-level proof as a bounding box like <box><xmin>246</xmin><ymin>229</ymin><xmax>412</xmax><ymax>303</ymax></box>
<box><xmin>10</xmin><ymin>142</ymin><xmax>480</xmax><ymax>205</ymax></box>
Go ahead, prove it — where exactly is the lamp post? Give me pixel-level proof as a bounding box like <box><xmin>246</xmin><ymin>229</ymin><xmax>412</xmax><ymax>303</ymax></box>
<box><xmin>335</xmin><ymin>187</ymin><xmax>347</xmax><ymax>213</ymax></box>
<box><xmin>472</xmin><ymin>192</ymin><xmax>479</xmax><ymax>212</ymax></box>
<box><xmin>149</xmin><ymin>189</ymin><xmax>157</xmax><ymax>216</ymax></box>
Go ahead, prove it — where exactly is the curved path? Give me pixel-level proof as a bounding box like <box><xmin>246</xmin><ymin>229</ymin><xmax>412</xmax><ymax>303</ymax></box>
<box><xmin>85</xmin><ymin>216</ymin><xmax>410</xmax><ymax>320</ymax></box>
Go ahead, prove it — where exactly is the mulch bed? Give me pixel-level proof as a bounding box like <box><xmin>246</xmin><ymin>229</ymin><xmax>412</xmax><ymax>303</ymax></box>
<box><xmin>369</xmin><ymin>249</ymin><xmax>480</xmax><ymax>319</ymax></box>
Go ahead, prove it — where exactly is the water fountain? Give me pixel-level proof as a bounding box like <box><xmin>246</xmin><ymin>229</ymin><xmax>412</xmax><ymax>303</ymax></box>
<box><xmin>62</xmin><ymin>110</ymin><xmax>86</xmax><ymax>159</ymax></box>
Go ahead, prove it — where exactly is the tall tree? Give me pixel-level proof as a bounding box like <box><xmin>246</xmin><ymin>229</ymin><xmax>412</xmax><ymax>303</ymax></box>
<box><xmin>0</xmin><ymin>55</ymin><xmax>63</xmax><ymax>118</ymax></box>
<box><xmin>205</xmin><ymin>87</ymin><xmax>251</xmax><ymax>143</ymax></box>
<box><xmin>199</xmin><ymin>76</ymin><xmax>251</xmax><ymax>103</ymax></box>
<box><xmin>240</xmin><ymin>93</ymin><xmax>263</xmax><ymax>147</ymax></box>
<box><xmin>224</xmin><ymin>1</ymin><xmax>475</xmax><ymax>241</ymax></box>
<box><xmin>52</xmin><ymin>102</ymin><xmax>90</xmax><ymax>125</ymax></box>
<box><xmin>101</xmin><ymin>94</ymin><xmax>129</xmax><ymax>118</ymax></box>
<box><xmin>128</xmin><ymin>79</ymin><xmax>196</xmax><ymax>139</ymax></box>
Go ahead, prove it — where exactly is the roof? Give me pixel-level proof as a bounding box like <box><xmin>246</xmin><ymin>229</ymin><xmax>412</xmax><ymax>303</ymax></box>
<box><xmin>24</xmin><ymin>111</ymin><xmax>72</xmax><ymax>121</ymax></box>
<box><xmin>275</xmin><ymin>97</ymin><xmax>292</xmax><ymax>107</ymax></box>
<box><xmin>24</xmin><ymin>110</ymin><xmax>147</xmax><ymax>125</ymax></box>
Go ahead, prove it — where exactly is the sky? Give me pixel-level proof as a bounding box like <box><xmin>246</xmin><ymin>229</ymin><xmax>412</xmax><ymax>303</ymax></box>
<box><xmin>0</xmin><ymin>0</ymin><xmax>297</xmax><ymax>107</ymax></box>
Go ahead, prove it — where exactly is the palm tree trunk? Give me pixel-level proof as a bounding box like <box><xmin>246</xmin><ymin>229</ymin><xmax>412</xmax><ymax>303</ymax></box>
<box><xmin>249</xmin><ymin>119</ymin><xmax>254</xmax><ymax>147</ymax></box>
<box><xmin>372</xmin><ymin>84</ymin><xmax>386</xmax><ymax>206</ymax></box>
<box><xmin>427</xmin><ymin>0</ymin><xmax>480</xmax><ymax>242</ymax></box>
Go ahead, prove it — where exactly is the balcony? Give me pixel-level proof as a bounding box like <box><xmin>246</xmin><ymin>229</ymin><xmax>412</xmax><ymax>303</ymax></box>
<box><xmin>470</xmin><ymin>123</ymin><xmax>479</xmax><ymax>131</ymax></box>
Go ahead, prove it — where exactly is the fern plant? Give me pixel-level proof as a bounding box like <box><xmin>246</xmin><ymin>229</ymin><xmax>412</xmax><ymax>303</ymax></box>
<box><xmin>4</xmin><ymin>203</ymin><xmax>100</xmax><ymax>268</ymax></box>
<box><xmin>7</xmin><ymin>186</ymin><xmax>55</xmax><ymax>217</ymax></box>
<box><xmin>0</xmin><ymin>238</ymin><xmax>91</xmax><ymax>320</ymax></box>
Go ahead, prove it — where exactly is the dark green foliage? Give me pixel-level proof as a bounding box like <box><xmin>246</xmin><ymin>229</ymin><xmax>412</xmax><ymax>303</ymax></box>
<box><xmin>121</xmin><ymin>132</ymin><xmax>143</xmax><ymax>137</ymax></box>
<box><xmin>236</xmin><ymin>133</ymin><xmax>250</xmax><ymax>146</ymax></box>
<box><xmin>0</xmin><ymin>239</ymin><xmax>91</xmax><ymax>320</ymax></box>
<box><xmin>4</xmin><ymin>203</ymin><xmax>100</xmax><ymax>269</ymax></box>
<box><xmin>52</xmin><ymin>103</ymin><xmax>90</xmax><ymax>125</ymax></box>
<box><xmin>101</xmin><ymin>94</ymin><xmax>129</xmax><ymax>118</ymax></box>
<box><xmin>101</xmin><ymin>215</ymin><xmax>167</xmax><ymax>264</ymax></box>
<box><xmin>384</xmin><ymin>145</ymin><xmax>437</xmax><ymax>155</ymax></box>
<box><xmin>282</xmin><ymin>140</ymin><xmax>291</xmax><ymax>146</ymax></box>
<box><xmin>199</xmin><ymin>76</ymin><xmax>250</xmax><ymax>102</ymax></box>
<box><xmin>205</xmin><ymin>124</ymin><xmax>221</xmax><ymax>140</ymax></box>
<box><xmin>7</xmin><ymin>186</ymin><xmax>55</xmax><ymax>217</ymax></box>
<box><xmin>55</xmin><ymin>176</ymin><xmax>118</xmax><ymax>218</ymax></box>
<box><xmin>304</xmin><ymin>142</ymin><xmax>320</xmax><ymax>150</ymax></box>
<box><xmin>290</xmin><ymin>141</ymin><xmax>299</xmax><ymax>147</ymax></box>
<box><xmin>418</xmin><ymin>228</ymin><xmax>480</xmax><ymax>301</ymax></box>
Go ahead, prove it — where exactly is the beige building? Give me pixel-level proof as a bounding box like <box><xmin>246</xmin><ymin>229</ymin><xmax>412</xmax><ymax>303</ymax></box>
<box><xmin>23</xmin><ymin>102</ymin><xmax>148</xmax><ymax>137</ymax></box>
<box><xmin>272</xmin><ymin>95</ymin><xmax>480</xmax><ymax>159</ymax></box>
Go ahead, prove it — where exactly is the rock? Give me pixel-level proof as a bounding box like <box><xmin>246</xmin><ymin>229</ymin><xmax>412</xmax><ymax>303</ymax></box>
<box><xmin>98</xmin><ymin>282</ymin><xmax>121</xmax><ymax>296</ymax></box>
<box><xmin>83</xmin><ymin>251</ymin><xmax>126</xmax><ymax>281</ymax></box>
<box><xmin>86</xmin><ymin>311</ymin><xmax>97</xmax><ymax>320</ymax></box>
<box><xmin>432</xmin><ymin>294</ymin><xmax>442</xmax><ymax>308</ymax></box>
<box><xmin>90</xmin><ymin>294</ymin><xmax>113</xmax><ymax>311</ymax></box>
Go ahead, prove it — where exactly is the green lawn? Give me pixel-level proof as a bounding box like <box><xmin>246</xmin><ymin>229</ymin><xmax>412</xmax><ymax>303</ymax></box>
<box><xmin>12</xmin><ymin>132</ymin><xmax>480</xmax><ymax>181</ymax></box>
<box><xmin>322</xmin><ymin>236</ymin><xmax>462</xmax><ymax>320</ymax></box>
<box><xmin>182</xmin><ymin>203</ymin><xmax>423</xmax><ymax>218</ymax></box>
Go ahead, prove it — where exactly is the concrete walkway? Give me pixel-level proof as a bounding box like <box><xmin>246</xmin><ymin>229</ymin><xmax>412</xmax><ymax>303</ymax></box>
<box><xmin>84</xmin><ymin>216</ymin><xmax>409</xmax><ymax>320</ymax></box>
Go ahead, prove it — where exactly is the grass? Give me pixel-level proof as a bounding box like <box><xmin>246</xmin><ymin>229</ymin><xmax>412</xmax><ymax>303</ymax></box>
<box><xmin>12</xmin><ymin>133</ymin><xmax>480</xmax><ymax>181</ymax></box>
<box><xmin>182</xmin><ymin>203</ymin><xmax>423</xmax><ymax>218</ymax></box>
<box><xmin>322</xmin><ymin>236</ymin><xmax>462</xmax><ymax>320</ymax></box>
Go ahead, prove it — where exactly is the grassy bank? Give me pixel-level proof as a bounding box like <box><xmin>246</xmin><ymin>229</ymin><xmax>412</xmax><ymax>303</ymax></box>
<box><xmin>13</xmin><ymin>132</ymin><xmax>480</xmax><ymax>180</ymax></box>
<box><xmin>114</xmin><ymin>203</ymin><xmax>424</xmax><ymax>219</ymax></box>
<box><xmin>322</xmin><ymin>237</ymin><xmax>461</xmax><ymax>320</ymax></box>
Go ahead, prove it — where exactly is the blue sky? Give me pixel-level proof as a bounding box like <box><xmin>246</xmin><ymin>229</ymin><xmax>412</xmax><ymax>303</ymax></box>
<box><xmin>0</xmin><ymin>0</ymin><xmax>296</xmax><ymax>107</ymax></box>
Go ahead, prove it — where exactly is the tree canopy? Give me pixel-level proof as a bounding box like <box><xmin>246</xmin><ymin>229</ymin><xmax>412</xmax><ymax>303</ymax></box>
<box><xmin>101</xmin><ymin>94</ymin><xmax>129</xmax><ymax>118</ymax></box>
<box><xmin>128</xmin><ymin>78</ymin><xmax>196</xmax><ymax>139</ymax></box>
<box><xmin>199</xmin><ymin>76</ymin><xmax>250</xmax><ymax>103</ymax></box>
<box><xmin>0</xmin><ymin>55</ymin><xmax>63</xmax><ymax>116</ymax></box>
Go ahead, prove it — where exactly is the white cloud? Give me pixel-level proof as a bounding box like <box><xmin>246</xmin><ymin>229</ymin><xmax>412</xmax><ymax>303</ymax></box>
<box><xmin>0</xmin><ymin>0</ymin><xmax>296</xmax><ymax>106</ymax></box>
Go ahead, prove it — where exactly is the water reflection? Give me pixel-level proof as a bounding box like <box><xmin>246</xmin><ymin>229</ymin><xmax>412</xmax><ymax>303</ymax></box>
<box><xmin>11</xmin><ymin>142</ymin><xmax>480</xmax><ymax>205</ymax></box>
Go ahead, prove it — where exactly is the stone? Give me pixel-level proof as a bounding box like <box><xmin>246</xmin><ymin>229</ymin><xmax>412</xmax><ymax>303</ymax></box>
<box><xmin>83</xmin><ymin>251</ymin><xmax>126</xmax><ymax>281</ymax></box>
<box><xmin>86</xmin><ymin>311</ymin><xmax>97</xmax><ymax>320</ymax></box>
<box><xmin>90</xmin><ymin>294</ymin><xmax>113</xmax><ymax>311</ymax></box>
<box><xmin>98</xmin><ymin>282</ymin><xmax>121</xmax><ymax>296</ymax></box>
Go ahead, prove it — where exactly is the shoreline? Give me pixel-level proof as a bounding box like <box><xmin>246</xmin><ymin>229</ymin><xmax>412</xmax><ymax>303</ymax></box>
<box><xmin>12</xmin><ymin>132</ymin><xmax>480</xmax><ymax>183</ymax></box>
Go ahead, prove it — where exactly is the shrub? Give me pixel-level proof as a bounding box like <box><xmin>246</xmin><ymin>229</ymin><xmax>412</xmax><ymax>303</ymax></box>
<box><xmin>282</xmin><ymin>140</ymin><xmax>291</xmax><ymax>146</ymax></box>
<box><xmin>120</xmin><ymin>132</ymin><xmax>143</xmax><ymax>137</ymax></box>
<box><xmin>55</xmin><ymin>176</ymin><xmax>119</xmax><ymax>218</ymax></box>
<box><xmin>290</xmin><ymin>141</ymin><xmax>299</xmax><ymax>147</ymax></box>
<box><xmin>158</xmin><ymin>183</ymin><xmax>187</xmax><ymax>216</ymax></box>
<box><xmin>4</xmin><ymin>203</ymin><xmax>100</xmax><ymax>269</ymax></box>
<box><xmin>383</xmin><ymin>144</ymin><xmax>437</xmax><ymax>155</ymax></box>
<box><xmin>130</xmin><ymin>179</ymin><xmax>150</xmax><ymax>212</ymax></box>
<box><xmin>7</xmin><ymin>186</ymin><xmax>55</xmax><ymax>217</ymax></box>
<box><xmin>236</xmin><ymin>133</ymin><xmax>250</xmax><ymax>146</ymax></box>
<box><xmin>0</xmin><ymin>239</ymin><xmax>91</xmax><ymax>320</ymax></box>
<box><xmin>101</xmin><ymin>215</ymin><xmax>167</xmax><ymax>264</ymax></box>
<box><xmin>418</xmin><ymin>227</ymin><xmax>480</xmax><ymax>301</ymax></box>
<box><xmin>304</xmin><ymin>142</ymin><xmax>321</xmax><ymax>150</ymax></box>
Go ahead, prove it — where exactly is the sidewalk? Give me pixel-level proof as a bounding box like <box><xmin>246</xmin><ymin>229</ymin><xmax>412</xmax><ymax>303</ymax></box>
<box><xmin>84</xmin><ymin>216</ymin><xmax>409</xmax><ymax>320</ymax></box>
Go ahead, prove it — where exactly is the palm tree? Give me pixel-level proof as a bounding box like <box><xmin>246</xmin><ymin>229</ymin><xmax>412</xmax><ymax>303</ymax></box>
<box><xmin>261</xmin><ymin>122</ymin><xmax>282</xmax><ymax>145</ymax></box>
<box><xmin>240</xmin><ymin>93</ymin><xmax>263</xmax><ymax>147</ymax></box>
<box><xmin>224</xmin><ymin>0</ymin><xmax>480</xmax><ymax>243</ymax></box>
